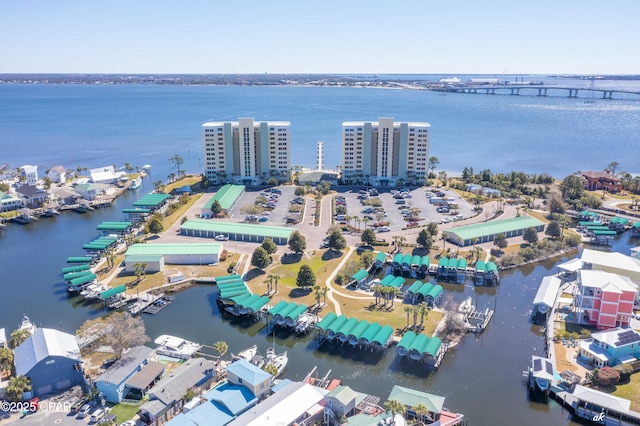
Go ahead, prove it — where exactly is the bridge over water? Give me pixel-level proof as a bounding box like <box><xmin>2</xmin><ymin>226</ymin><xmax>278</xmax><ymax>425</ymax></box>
<box><xmin>433</xmin><ymin>84</ymin><xmax>640</xmax><ymax>100</ymax></box>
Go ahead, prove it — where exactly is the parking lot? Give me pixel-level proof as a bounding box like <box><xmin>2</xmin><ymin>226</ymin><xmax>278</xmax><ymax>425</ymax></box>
<box><xmin>227</xmin><ymin>185</ymin><xmax>299</xmax><ymax>226</ymax></box>
<box><xmin>333</xmin><ymin>187</ymin><xmax>476</xmax><ymax>233</ymax></box>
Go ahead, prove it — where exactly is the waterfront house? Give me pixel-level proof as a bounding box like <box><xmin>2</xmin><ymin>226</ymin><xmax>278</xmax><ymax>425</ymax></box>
<box><xmin>90</xmin><ymin>165</ymin><xmax>125</xmax><ymax>184</ymax></box>
<box><xmin>581</xmin><ymin>170</ymin><xmax>623</xmax><ymax>193</ymax></box>
<box><xmin>578</xmin><ymin>328</ymin><xmax>640</xmax><ymax>368</ymax></box>
<box><xmin>386</xmin><ymin>385</ymin><xmax>465</xmax><ymax>425</ymax></box>
<box><xmin>74</xmin><ymin>183</ymin><xmax>100</xmax><ymax>201</ymax></box>
<box><xmin>532</xmin><ymin>275</ymin><xmax>561</xmax><ymax>323</ymax></box>
<box><xmin>47</xmin><ymin>166</ymin><xmax>67</xmax><ymax>184</ymax></box>
<box><xmin>225</xmin><ymin>381</ymin><xmax>325</xmax><ymax>426</ymax></box>
<box><xmin>95</xmin><ymin>345</ymin><xmax>156</xmax><ymax>403</ymax></box>
<box><xmin>225</xmin><ymin>359</ymin><xmax>272</xmax><ymax>400</ymax></box>
<box><xmin>124</xmin><ymin>243</ymin><xmax>224</xmax><ymax>273</ymax></box>
<box><xmin>0</xmin><ymin>191</ymin><xmax>22</xmax><ymax>212</ymax></box>
<box><xmin>165</xmin><ymin>381</ymin><xmax>258</xmax><ymax>426</ymax></box>
<box><xmin>581</xmin><ymin>248</ymin><xmax>640</xmax><ymax>283</ymax></box>
<box><xmin>0</xmin><ymin>328</ymin><xmax>6</xmax><ymax>349</ymax></box>
<box><xmin>50</xmin><ymin>187</ymin><xmax>82</xmax><ymax>206</ymax></box>
<box><xmin>326</xmin><ymin>385</ymin><xmax>359</xmax><ymax>418</ymax></box>
<box><xmin>574</xmin><ymin>270</ymin><xmax>637</xmax><ymax>329</ymax></box>
<box><xmin>14</xmin><ymin>328</ymin><xmax>84</xmax><ymax>397</ymax></box>
<box><xmin>15</xmin><ymin>185</ymin><xmax>49</xmax><ymax>208</ymax></box>
<box><xmin>138</xmin><ymin>358</ymin><xmax>217</xmax><ymax>425</ymax></box>
<box><xmin>20</xmin><ymin>165</ymin><xmax>38</xmax><ymax>186</ymax></box>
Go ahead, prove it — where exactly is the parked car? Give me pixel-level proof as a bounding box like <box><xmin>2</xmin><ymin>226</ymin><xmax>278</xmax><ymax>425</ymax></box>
<box><xmin>214</xmin><ymin>234</ymin><xmax>229</xmax><ymax>241</ymax></box>
<box><xmin>77</xmin><ymin>402</ymin><xmax>95</xmax><ymax>419</ymax></box>
<box><xmin>377</xmin><ymin>226</ymin><xmax>391</xmax><ymax>232</ymax></box>
<box><xmin>395</xmin><ymin>200</ymin><xmax>406</xmax><ymax>205</ymax></box>
<box><xmin>71</xmin><ymin>398</ymin><xmax>89</xmax><ymax>414</ymax></box>
<box><xmin>407</xmin><ymin>221</ymin><xmax>419</xmax><ymax>227</ymax></box>
<box><xmin>258</xmin><ymin>216</ymin><xmax>269</xmax><ymax>222</ymax></box>
<box><xmin>91</xmin><ymin>408</ymin><xmax>108</xmax><ymax>423</ymax></box>
<box><xmin>356</xmin><ymin>245</ymin><xmax>374</xmax><ymax>254</ymax></box>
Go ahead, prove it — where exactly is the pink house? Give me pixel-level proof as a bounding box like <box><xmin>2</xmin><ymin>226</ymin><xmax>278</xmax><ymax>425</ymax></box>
<box><xmin>574</xmin><ymin>270</ymin><xmax>637</xmax><ymax>330</ymax></box>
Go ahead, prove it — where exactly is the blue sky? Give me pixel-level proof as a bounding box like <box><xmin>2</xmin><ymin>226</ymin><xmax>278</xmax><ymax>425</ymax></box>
<box><xmin>1</xmin><ymin>0</ymin><xmax>639</xmax><ymax>74</ymax></box>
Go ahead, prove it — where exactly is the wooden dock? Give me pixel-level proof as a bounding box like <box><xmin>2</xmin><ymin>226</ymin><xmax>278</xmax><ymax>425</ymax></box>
<box><xmin>128</xmin><ymin>292</ymin><xmax>164</xmax><ymax>315</ymax></box>
<box><xmin>143</xmin><ymin>295</ymin><xmax>176</xmax><ymax>314</ymax></box>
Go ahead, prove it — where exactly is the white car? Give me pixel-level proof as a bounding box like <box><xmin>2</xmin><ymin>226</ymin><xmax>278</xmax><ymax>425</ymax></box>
<box><xmin>377</xmin><ymin>226</ymin><xmax>390</xmax><ymax>232</ymax></box>
<box><xmin>214</xmin><ymin>235</ymin><xmax>229</xmax><ymax>241</ymax></box>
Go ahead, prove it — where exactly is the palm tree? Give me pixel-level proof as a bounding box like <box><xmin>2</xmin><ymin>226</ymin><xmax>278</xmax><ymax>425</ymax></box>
<box><xmin>413</xmin><ymin>403</ymin><xmax>430</xmax><ymax>424</ymax></box>
<box><xmin>213</xmin><ymin>340</ymin><xmax>228</xmax><ymax>359</ymax></box>
<box><xmin>313</xmin><ymin>285</ymin><xmax>321</xmax><ymax>307</ymax></box>
<box><xmin>404</xmin><ymin>306</ymin><xmax>411</xmax><ymax>327</ymax></box>
<box><xmin>9</xmin><ymin>328</ymin><xmax>32</xmax><ymax>349</ymax></box>
<box><xmin>263</xmin><ymin>363</ymin><xmax>278</xmax><ymax>377</ymax></box>
<box><xmin>5</xmin><ymin>375</ymin><xmax>31</xmax><ymax>401</ymax></box>
<box><xmin>418</xmin><ymin>302</ymin><xmax>430</xmax><ymax>325</ymax></box>
<box><xmin>320</xmin><ymin>287</ymin><xmax>328</xmax><ymax>306</ymax></box>
<box><xmin>383</xmin><ymin>399</ymin><xmax>406</xmax><ymax>425</ymax></box>
<box><xmin>388</xmin><ymin>287</ymin><xmax>400</xmax><ymax>308</ymax></box>
<box><xmin>264</xmin><ymin>277</ymin><xmax>272</xmax><ymax>294</ymax></box>
<box><xmin>362</xmin><ymin>217</ymin><xmax>370</xmax><ymax>229</ymax></box>
<box><xmin>371</xmin><ymin>284</ymin><xmax>382</xmax><ymax>305</ymax></box>
<box><xmin>412</xmin><ymin>305</ymin><xmax>419</xmax><ymax>328</ymax></box>
<box><xmin>0</xmin><ymin>347</ymin><xmax>14</xmax><ymax>374</ymax></box>
<box><xmin>272</xmin><ymin>274</ymin><xmax>280</xmax><ymax>293</ymax></box>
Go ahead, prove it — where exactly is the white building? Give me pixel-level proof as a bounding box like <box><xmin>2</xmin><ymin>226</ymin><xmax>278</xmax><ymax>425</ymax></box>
<box><xmin>21</xmin><ymin>165</ymin><xmax>39</xmax><ymax>186</ymax></box>
<box><xmin>203</xmin><ymin>117</ymin><xmax>290</xmax><ymax>186</ymax></box>
<box><xmin>90</xmin><ymin>165</ymin><xmax>125</xmax><ymax>184</ymax></box>
<box><xmin>48</xmin><ymin>166</ymin><xmax>67</xmax><ymax>184</ymax></box>
<box><xmin>341</xmin><ymin>117</ymin><xmax>430</xmax><ymax>187</ymax></box>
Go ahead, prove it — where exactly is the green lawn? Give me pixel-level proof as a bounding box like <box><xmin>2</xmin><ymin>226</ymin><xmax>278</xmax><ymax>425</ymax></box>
<box><xmin>612</xmin><ymin>373</ymin><xmax>640</xmax><ymax>412</ymax></box>
<box><xmin>110</xmin><ymin>401</ymin><xmax>143</xmax><ymax>423</ymax></box>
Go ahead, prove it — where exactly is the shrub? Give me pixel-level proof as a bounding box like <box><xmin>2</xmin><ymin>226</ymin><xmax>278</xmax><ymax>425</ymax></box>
<box><xmin>227</xmin><ymin>261</ymin><xmax>236</xmax><ymax>274</ymax></box>
<box><xmin>613</xmin><ymin>364</ymin><xmax>633</xmax><ymax>383</ymax></box>
<box><xmin>596</xmin><ymin>367</ymin><xmax>620</xmax><ymax>387</ymax></box>
<box><xmin>220</xmin><ymin>250</ymin><xmax>228</xmax><ymax>262</ymax></box>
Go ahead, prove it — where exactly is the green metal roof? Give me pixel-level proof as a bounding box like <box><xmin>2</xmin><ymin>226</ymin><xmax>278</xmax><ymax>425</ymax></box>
<box><xmin>133</xmin><ymin>193</ymin><xmax>170</xmax><ymax>207</ymax></box>
<box><xmin>392</xmin><ymin>253</ymin><xmax>403</xmax><ymax>264</ymax></box>
<box><xmin>181</xmin><ymin>219</ymin><xmax>297</xmax><ymax>240</ymax></box>
<box><xmin>416</xmin><ymin>282</ymin><xmax>433</xmax><ymax>297</ymax></box>
<box><xmin>585</xmin><ymin>226</ymin><xmax>611</xmax><ymax>231</ymax></box>
<box><xmin>579</xmin><ymin>221</ymin><xmax>602</xmax><ymax>226</ymax></box>
<box><xmin>371</xmin><ymin>325</ymin><xmax>394</xmax><ymax>346</ymax></box>
<box><xmin>316</xmin><ymin>312</ymin><xmax>338</xmax><ymax>331</ymax></box>
<box><xmin>230</xmin><ymin>293</ymin><xmax>252</xmax><ymax>305</ymax></box>
<box><xmin>123</xmin><ymin>255</ymin><xmax>163</xmax><ymax>264</ymax></box>
<box><xmin>634</xmin><ymin>222</ymin><xmax>640</xmax><ymax>229</ymax></box>
<box><xmin>97</xmin><ymin>222</ymin><xmax>131</xmax><ymax>231</ymax></box>
<box><xmin>486</xmin><ymin>262</ymin><xmax>498</xmax><ymax>273</ymax></box>
<box><xmin>69</xmin><ymin>273</ymin><xmax>97</xmax><ymax>287</ymax></box>
<box><xmin>401</xmin><ymin>254</ymin><xmax>412</xmax><ymax>265</ymax></box>
<box><xmin>409</xmin><ymin>334</ymin><xmax>429</xmax><ymax>354</ymax></box>
<box><xmin>237</xmin><ymin>294</ymin><xmax>260</xmax><ymax>308</ymax></box>
<box><xmin>61</xmin><ymin>264</ymin><xmax>90</xmax><ymax>274</ymax></box>
<box><xmin>397</xmin><ymin>331</ymin><xmax>417</xmax><ymax>350</ymax></box>
<box><xmin>217</xmin><ymin>279</ymin><xmax>245</xmax><ymax>289</ymax></box>
<box><xmin>203</xmin><ymin>184</ymin><xmax>245</xmax><ymax>211</ymax></box>
<box><xmin>215</xmin><ymin>274</ymin><xmax>242</xmax><ymax>282</ymax></box>
<box><xmin>444</xmin><ymin>216</ymin><xmax>545</xmax><ymax>242</ymax></box>
<box><xmin>380</xmin><ymin>275</ymin><xmax>395</xmax><ymax>286</ymax></box>
<box><xmin>349</xmin><ymin>320</ymin><xmax>371</xmax><ymax>340</ymax></box>
<box><xmin>126</xmin><ymin>242</ymin><xmax>222</xmax><ymax>257</ymax></box>
<box><xmin>277</xmin><ymin>303</ymin><xmax>300</xmax><ymax>319</ymax></box>
<box><xmin>326</xmin><ymin>315</ymin><xmax>348</xmax><ymax>333</ymax></box>
<box><xmin>64</xmin><ymin>271</ymin><xmax>94</xmax><ymax>281</ymax></box>
<box><xmin>375</xmin><ymin>252</ymin><xmax>387</xmax><ymax>263</ymax></box>
<box><xmin>67</xmin><ymin>256</ymin><xmax>93</xmax><ymax>263</ymax></box>
<box><xmin>387</xmin><ymin>385</ymin><xmax>445</xmax><ymax>414</ymax></box>
<box><xmin>437</xmin><ymin>257</ymin><xmax>448</xmax><ymax>267</ymax></box>
<box><xmin>420</xmin><ymin>256</ymin><xmax>431</xmax><ymax>267</ymax></box>
<box><xmin>388</xmin><ymin>276</ymin><xmax>405</xmax><ymax>288</ymax></box>
<box><xmin>100</xmin><ymin>285</ymin><xmax>126</xmax><ymax>299</ymax></box>
<box><xmin>268</xmin><ymin>300</ymin><xmax>289</xmax><ymax>316</ymax></box>
<box><xmin>359</xmin><ymin>322</ymin><xmax>382</xmax><ymax>343</ymax></box>
<box><xmin>475</xmin><ymin>260</ymin><xmax>486</xmax><ymax>272</ymax></box>
<box><xmin>593</xmin><ymin>230</ymin><xmax>617</xmax><ymax>235</ymax></box>
<box><xmin>426</xmin><ymin>284</ymin><xmax>443</xmax><ymax>300</ymax></box>
<box><xmin>285</xmin><ymin>304</ymin><xmax>308</xmax><ymax>321</ymax></box>
<box><xmin>406</xmin><ymin>281</ymin><xmax>424</xmax><ymax>294</ymax></box>
<box><xmin>219</xmin><ymin>289</ymin><xmax>250</xmax><ymax>299</ymax></box>
<box><xmin>424</xmin><ymin>336</ymin><xmax>442</xmax><ymax>356</ymax></box>
<box><xmin>457</xmin><ymin>258</ymin><xmax>467</xmax><ymax>269</ymax></box>
<box><xmin>411</xmin><ymin>255</ymin><xmax>421</xmax><ymax>266</ymax></box>
<box><xmin>219</xmin><ymin>283</ymin><xmax>249</xmax><ymax>297</ymax></box>
<box><xmin>247</xmin><ymin>296</ymin><xmax>270</xmax><ymax>312</ymax></box>
<box><xmin>351</xmin><ymin>269</ymin><xmax>368</xmax><ymax>282</ymax></box>
<box><xmin>337</xmin><ymin>318</ymin><xmax>359</xmax><ymax>337</ymax></box>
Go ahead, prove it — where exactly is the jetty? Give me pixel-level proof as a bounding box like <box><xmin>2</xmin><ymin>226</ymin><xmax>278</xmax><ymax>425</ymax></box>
<box><xmin>142</xmin><ymin>295</ymin><xmax>176</xmax><ymax>314</ymax></box>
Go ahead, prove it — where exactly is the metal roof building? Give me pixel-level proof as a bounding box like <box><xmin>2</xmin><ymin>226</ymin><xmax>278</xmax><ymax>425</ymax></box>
<box><xmin>14</xmin><ymin>328</ymin><xmax>84</xmax><ymax>396</ymax></box>
<box><xmin>202</xmin><ymin>184</ymin><xmax>245</xmax><ymax>214</ymax></box>
<box><xmin>180</xmin><ymin>219</ymin><xmax>297</xmax><ymax>245</ymax></box>
<box><xmin>442</xmin><ymin>216</ymin><xmax>545</xmax><ymax>247</ymax></box>
<box><xmin>124</xmin><ymin>242</ymin><xmax>224</xmax><ymax>272</ymax></box>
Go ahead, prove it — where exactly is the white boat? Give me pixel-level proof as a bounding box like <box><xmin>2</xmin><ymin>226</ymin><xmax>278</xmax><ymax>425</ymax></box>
<box><xmin>80</xmin><ymin>284</ymin><xmax>104</xmax><ymax>299</ymax></box>
<box><xmin>128</xmin><ymin>178</ymin><xmax>141</xmax><ymax>190</ymax></box>
<box><xmin>154</xmin><ymin>335</ymin><xmax>201</xmax><ymax>360</ymax></box>
<box><xmin>458</xmin><ymin>296</ymin><xmax>474</xmax><ymax>315</ymax></box>
<box><xmin>265</xmin><ymin>348</ymin><xmax>288</xmax><ymax>378</ymax></box>
<box><xmin>295</xmin><ymin>316</ymin><xmax>313</xmax><ymax>335</ymax></box>
<box><xmin>250</xmin><ymin>354</ymin><xmax>266</xmax><ymax>369</ymax></box>
<box><xmin>19</xmin><ymin>315</ymin><xmax>37</xmax><ymax>335</ymax></box>
<box><xmin>233</xmin><ymin>344</ymin><xmax>257</xmax><ymax>362</ymax></box>
<box><xmin>143</xmin><ymin>165</ymin><xmax>151</xmax><ymax>171</ymax></box>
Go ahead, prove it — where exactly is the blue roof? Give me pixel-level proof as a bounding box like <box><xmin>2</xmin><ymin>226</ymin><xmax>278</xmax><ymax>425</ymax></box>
<box><xmin>205</xmin><ymin>382</ymin><xmax>257</xmax><ymax>415</ymax></box>
<box><xmin>225</xmin><ymin>359</ymin><xmax>271</xmax><ymax>387</ymax></box>
<box><xmin>166</xmin><ymin>400</ymin><xmax>235</xmax><ymax>426</ymax></box>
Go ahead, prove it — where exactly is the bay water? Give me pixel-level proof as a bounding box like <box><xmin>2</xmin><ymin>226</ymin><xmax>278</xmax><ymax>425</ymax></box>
<box><xmin>1</xmin><ymin>78</ymin><xmax>640</xmax><ymax>424</ymax></box>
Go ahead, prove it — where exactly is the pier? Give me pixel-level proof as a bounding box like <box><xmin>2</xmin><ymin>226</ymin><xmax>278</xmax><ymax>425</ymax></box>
<box><xmin>128</xmin><ymin>292</ymin><xmax>165</xmax><ymax>315</ymax></box>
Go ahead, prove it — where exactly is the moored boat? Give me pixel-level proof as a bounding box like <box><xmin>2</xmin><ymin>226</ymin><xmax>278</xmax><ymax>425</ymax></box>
<box><xmin>154</xmin><ymin>334</ymin><xmax>202</xmax><ymax>360</ymax></box>
<box><xmin>128</xmin><ymin>177</ymin><xmax>142</xmax><ymax>190</ymax></box>
<box><xmin>265</xmin><ymin>348</ymin><xmax>288</xmax><ymax>378</ymax></box>
<box><xmin>19</xmin><ymin>315</ymin><xmax>37</xmax><ymax>335</ymax></box>
<box><xmin>232</xmin><ymin>344</ymin><xmax>258</xmax><ymax>362</ymax></box>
